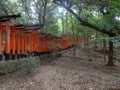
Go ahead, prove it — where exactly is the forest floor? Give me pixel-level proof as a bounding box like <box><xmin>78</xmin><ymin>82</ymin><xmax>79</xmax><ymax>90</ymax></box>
<box><xmin>0</xmin><ymin>45</ymin><xmax>120</xmax><ymax>90</ymax></box>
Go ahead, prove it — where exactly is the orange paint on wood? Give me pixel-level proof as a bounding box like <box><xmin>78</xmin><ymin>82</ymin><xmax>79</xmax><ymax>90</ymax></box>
<box><xmin>24</xmin><ymin>34</ymin><xmax>27</xmax><ymax>54</ymax></box>
<box><xmin>29</xmin><ymin>33</ymin><xmax>33</xmax><ymax>53</ymax></box>
<box><xmin>20</xmin><ymin>32</ymin><xmax>25</xmax><ymax>54</ymax></box>
<box><xmin>27</xmin><ymin>34</ymin><xmax>31</xmax><ymax>52</ymax></box>
<box><xmin>33</xmin><ymin>31</ymin><xmax>37</xmax><ymax>52</ymax></box>
<box><xmin>5</xmin><ymin>22</ymin><xmax>11</xmax><ymax>53</ymax></box>
<box><xmin>78</xmin><ymin>38</ymin><xmax>83</xmax><ymax>43</ymax></box>
<box><xmin>17</xmin><ymin>31</ymin><xmax>21</xmax><ymax>55</ymax></box>
<box><xmin>0</xmin><ymin>27</ymin><xmax>2</xmax><ymax>54</ymax></box>
<box><xmin>11</xmin><ymin>27</ymin><xmax>16</xmax><ymax>55</ymax></box>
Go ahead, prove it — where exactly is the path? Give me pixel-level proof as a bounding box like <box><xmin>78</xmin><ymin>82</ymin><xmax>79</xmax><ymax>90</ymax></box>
<box><xmin>0</xmin><ymin>46</ymin><xmax>120</xmax><ymax>90</ymax></box>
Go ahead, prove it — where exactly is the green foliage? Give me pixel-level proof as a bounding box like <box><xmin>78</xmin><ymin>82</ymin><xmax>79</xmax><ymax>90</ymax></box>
<box><xmin>0</xmin><ymin>57</ymin><xmax>40</xmax><ymax>75</ymax></box>
<box><xmin>109</xmin><ymin>35</ymin><xmax>120</xmax><ymax>43</ymax></box>
<box><xmin>45</xmin><ymin>6</ymin><xmax>60</xmax><ymax>35</ymax></box>
<box><xmin>19</xmin><ymin>57</ymin><xmax>40</xmax><ymax>73</ymax></box>
<box><xmin>113</xmin><ymin>73</ymin><xmax>120</xmax><ymax>77</ymax></box>
<box><xmin>1</xmin><ymin>0</ymin><xmax>120</xmax><ymax>43</ymax></box>
<box><xmin>0</xmin><ymin>0</ymin><xmax>60</xmax><ymax>35</ymax></box>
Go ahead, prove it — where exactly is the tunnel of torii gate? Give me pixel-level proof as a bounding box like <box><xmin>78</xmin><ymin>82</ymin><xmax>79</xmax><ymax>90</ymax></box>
<box><xmin>0</xmin><ymin>13</ymin><xmax>76</xmax><ymax>61</ymax></box>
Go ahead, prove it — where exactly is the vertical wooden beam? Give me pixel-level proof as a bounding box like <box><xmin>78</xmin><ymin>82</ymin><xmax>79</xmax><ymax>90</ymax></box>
<box><xmin>29</xmin><ymin>33</ymin><xmax>32</xmax><ymax>53</ymax></box>
<box><xmin>30</xmin><ymin>32</ymin><xmax>33</xmax><ymax>53</ymax></box>
<box><xmin>17</xmin><ymin>30</ymin><xmax>21</xmax><ymax>59</ymax></box>
<box><xmin>33</xmin><ymin>31</ymin><xmax>37</xmax><ymax>52</ymax></box>
<box><xmin>11</xmin><ymin>27</ymin><xmax>16</xmax><ymax>60</ymax></box>
<box><xmin>5</xmin><ymin>21</ymin><xmax>11</xmax><ymax>60</ymax></box>
<box><xmin>24</xmin><ymin>33</ymin><xmax>27</xmax><ymax>57</ymax></box>
<box><xmin>0</xmin><ymin>24</ymin><xmax>2</xmax><ymax>61</ymax></box>
<box><xmin>32</xmin><ymin>31</ymin><xmax>36</xmax><ymax>56</ymax></box>
<box><xmin>27</xmin><ymin>33</ymin><xmax>30</xmax><ymax>53</ymax></box>
<box><xmin>21</xmin><ymin>32</ymin><xmax>25</xmax><ymax>58</ymax></box>
<box><xmin>36</xmin><ymin>31</ymin><xmax>39</xmax><ymax>53</ymax></box>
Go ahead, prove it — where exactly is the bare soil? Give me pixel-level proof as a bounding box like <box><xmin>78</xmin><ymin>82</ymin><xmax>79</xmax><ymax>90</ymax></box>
<box><xmin>0</xmin><ymin>45</ymin><xmax>120</xmax><ymax>90</ymax></box>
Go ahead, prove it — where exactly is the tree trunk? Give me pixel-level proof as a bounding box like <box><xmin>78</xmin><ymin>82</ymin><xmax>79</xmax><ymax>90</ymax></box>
<box><xmin>65</xmin><ymin>11</ymin><xmax>68</xmax><ymax>33</ymax></box>
<box><xmin>62</xmin><ymin>18</ymin><xmax>64</xmax><ymax>34</ymax></box>
<box><xmin>88</xmin><ymin>43</ymin><xmax>92</xmax><ymax>61</ymax></box>
<box><xmin>106</xmin><ymin>38</ymin><xmax>114</xmax><ymax>66</ymax></box>
<box><xmin>94</xmin><ymin>31</ymin><xmax>98</xmax><ymax>49</ymax></box>
<box><xmin>42</xmin><ymin>0</ymin><xmax>47</xmax><ymax>25</ymax></box>
<box><xmin>70</xmin><ymin>14</ymin><xmax>76</xmax><ymax>60</ymax></box>
<box><xmin>103</xmin><ymin>39</ymin><xmax>106</xmax><ymax>62</ymax></box>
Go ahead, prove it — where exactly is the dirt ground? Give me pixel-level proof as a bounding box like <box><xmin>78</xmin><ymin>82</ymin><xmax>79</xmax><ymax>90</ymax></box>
<box><xmin>0</xmin><ymin>45</ymin><xmax>120</xmax><ymax>90</ymax></box>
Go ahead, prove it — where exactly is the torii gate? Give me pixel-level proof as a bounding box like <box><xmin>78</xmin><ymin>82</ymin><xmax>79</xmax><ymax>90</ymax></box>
<box><xmin>0</xmin><ymin>14</ymin><xmax>21</xmax><ymax>60</ymax></box>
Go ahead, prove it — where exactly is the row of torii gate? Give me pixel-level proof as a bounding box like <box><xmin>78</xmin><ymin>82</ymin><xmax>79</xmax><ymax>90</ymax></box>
<box><xmin>0</xmin><ymin>14</ymin><xmax>74</xmax><ymax>61</ymax></box>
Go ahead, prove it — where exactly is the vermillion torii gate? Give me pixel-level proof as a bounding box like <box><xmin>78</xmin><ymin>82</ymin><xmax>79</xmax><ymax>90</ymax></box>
<box><xmin>0</xmin><ymin>14</ymin><xmax>21</xmax><ymax>60</ymax></box>
<box><xmin>20</xmin><ymin>24</ymin><xmax>42</xmax><ymax>57</ymax></box>
<box><xmin>0</xmin><ymin>14</ymin><xmax>74</xmax><ymax>61</ymax></box>
<box><xmin>0</xmin><ymin>19</ymin><xmax>10</xmax><ymax>60</ymax></box>
<box><xmin>0</xmin><ymin>14</ymin><xmax>43</xmax><ymax>60</ymax></box>
<box><xmin>9</xmin><ymin>24</ymin><xmax>43</xmax><ymax>60</ymax></box>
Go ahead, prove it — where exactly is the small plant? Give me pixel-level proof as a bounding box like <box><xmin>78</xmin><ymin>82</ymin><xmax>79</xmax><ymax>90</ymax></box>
<box><xmin>18</xmin><ymin>57</ymin><xmax>40</xmax><ymax>74</ymax></box>
<box><xmin>0</xmin><ymin>56</ymin><xmax>40</xmax><ymax>75</ymax></box>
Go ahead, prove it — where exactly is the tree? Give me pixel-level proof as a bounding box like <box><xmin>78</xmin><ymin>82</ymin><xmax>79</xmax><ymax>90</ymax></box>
<box><xmin>53</xmin><ymin>0</ymin><xmax>120</xmax><ymax>66</ymax></box>
<box><xmin>31</xmin><ymin>0</ymin><xmax>48</xmax><ymax>24</ymax></box>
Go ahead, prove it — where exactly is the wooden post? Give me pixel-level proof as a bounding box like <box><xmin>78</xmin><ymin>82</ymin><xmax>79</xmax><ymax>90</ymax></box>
<box><xmin>24</xmin><ymin>33</ymin><xmax>27</xmax><ymax>57</ymax></box>
<box><xmin>30</xmin><ymin>32</ymin><xmax>33</xmax><ymax>54</ymax></box>
<box><xmin>21</xmin><ymin>32</ymin><xmax>25</xmax><ymax>58</ymax></box>
<box><xmin>17</xmin><ymin>30</ymin><xmax>21</xmax><ymax>59</ymax></box>
<box><xmin>11</xmin><ymin>27</ymin><xmax>16</xmax><ymax>60</ymax></box>
<box><xmin>5</xmin><ymin>21</ymin><xmax>11</xmax><ymax>60</ymax></box>
<box><xmin>36</xmin><ymin>31</ymin><xmax>39</xmax><ymax>55</ymax></box>
<box><xmin>32</xmin><ymin>31</ymin><xmax>37</xmax><ymax>56</ymax></box>
<box><xmin>27</xmin><ymin>33</ymin><xmax>30</xmax><ymax>53</ymax></box>
<box><xmin>0</xmin><ymin>24</ymin><xmax>2</xmax><ymax>61</ymax></box>
<box><xmin>29</xmin><ymin>33</ymin><xmax>32</xmax><ymax>54</ymax></box>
